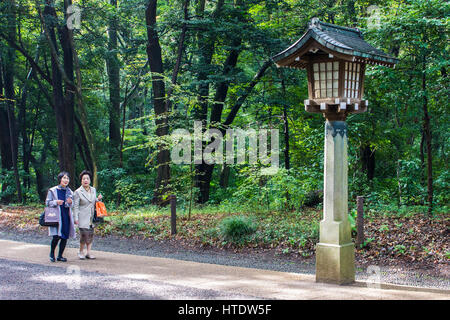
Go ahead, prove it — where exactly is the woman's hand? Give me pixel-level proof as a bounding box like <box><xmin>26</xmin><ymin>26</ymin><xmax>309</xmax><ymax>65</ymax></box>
<box><xmin>97</xmin><ymin>194</ymin><xmax>103</xmax><ymax>201</ymax></box>
<box><xmin>66</xmin><ymin>198</ymin><xmax>73</xmax><ymax>205</ymax></box>
<box><xmin>56</xmin><ymin>200</ymin><xmax>64</xmax><ymax>205</ymax></box>
<box><xmin>74</xmin><ymin>220</ymin><xmax>78</xmax><ymax>225</ymax></box>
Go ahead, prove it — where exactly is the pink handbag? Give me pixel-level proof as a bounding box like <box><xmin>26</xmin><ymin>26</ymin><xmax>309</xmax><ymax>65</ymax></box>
<box><xmin>44</xmin><ymin>206</ymin><xmax>59</xmax><ymax>226</ymax></box>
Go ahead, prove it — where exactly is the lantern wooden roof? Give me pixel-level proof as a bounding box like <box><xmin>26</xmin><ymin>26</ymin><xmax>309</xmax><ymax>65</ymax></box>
<box><xmin>272</xmin><ymin>18</ymin><xmax>399</xmax><ymax>69</ymax></box>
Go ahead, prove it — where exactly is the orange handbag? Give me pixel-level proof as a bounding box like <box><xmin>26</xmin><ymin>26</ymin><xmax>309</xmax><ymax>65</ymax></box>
<box><xmin>95</xmin><ymin>201</ymin><xmax>108</xmax><ymax>217</ymax></box>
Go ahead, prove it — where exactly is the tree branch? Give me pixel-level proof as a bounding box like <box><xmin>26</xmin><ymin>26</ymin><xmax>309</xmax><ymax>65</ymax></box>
<box><xmin>0</xmin><ymin>31</ymin><xmax>52</xmax><ymax>85</ymax></box>
<box><xmin>224</xmin><ymin>59</ymin><xmax>272</xmax><ymax>126</ymax></box>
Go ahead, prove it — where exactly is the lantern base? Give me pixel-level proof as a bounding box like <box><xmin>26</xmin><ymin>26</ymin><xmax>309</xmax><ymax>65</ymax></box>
<box><xmin>315</xmin><ymin>242</ymin><xmax>355</xmax><ymax>285</ymax></box>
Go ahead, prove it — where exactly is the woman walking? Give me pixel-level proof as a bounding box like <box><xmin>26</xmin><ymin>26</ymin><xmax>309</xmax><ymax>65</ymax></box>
<box><xmin>73</xmin><ymin>170</ymin><xmax>102</xmax><ymax>260</ymax></box>
<box><xmin>46</xmin><ymin>172</ymin><xmax>76</xmax><ymax>262</ymax></box>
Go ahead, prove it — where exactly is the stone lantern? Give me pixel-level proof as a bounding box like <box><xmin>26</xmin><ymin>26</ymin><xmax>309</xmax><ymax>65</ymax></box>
<box><xmin>272</xmin><ymin>18</ymin><xmax>398</xmax><ymax>284</ymax></box>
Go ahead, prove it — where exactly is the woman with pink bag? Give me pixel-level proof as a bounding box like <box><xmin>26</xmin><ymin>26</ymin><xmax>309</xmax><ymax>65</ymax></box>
<box><xmin>45</xmin><ymin>171</ymin><xmax>76</xmax><ymax>262</ymax></box>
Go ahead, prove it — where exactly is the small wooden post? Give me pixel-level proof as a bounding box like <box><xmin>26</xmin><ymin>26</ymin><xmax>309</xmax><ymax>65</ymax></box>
<box><xmin>356</xmin><ymin>196</ymin><xmax>364</xmax><ymax>248</ymax></box>
<box><xmin>170</xmin><ymin>195</ymin><xmax>177</xmax><ymax>235</ymax></box>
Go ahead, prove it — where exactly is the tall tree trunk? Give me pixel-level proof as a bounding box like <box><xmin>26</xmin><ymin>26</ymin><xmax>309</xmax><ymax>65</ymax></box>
<box><xmin>361</xmin><ymin>144</ymin><xmax>375</xmax><ymax>180</ymax></box>
<box><xmin>219</xmin><ymin>164</ymin><xmax>230</xmax><ymax>189</ymax></box>
<box><xmin>2</xmin><ymin>0</ymin><xmax>22</xmax><ymax>203</ymax></box>
<box><xmin>193</xmin><ymin>0</ymin><xmax>221</xmax><ymax>123</ymax></box>
<box><xmin>42</xmin><ymin>0</ymin><xmax>76</xmax><ymax>188</ymax></box>
<box><xmin>422</xmin><ymin>57</ymin><xmax>433</xmax><ymax>215</ymax></box>
<box><xmin>196</xmin><ymin>0</ymin><xmax>247</xmax><ymax>203</ymax></box>
<box><xmin>64</xmin><ymin>0</ymin><xmax>98</xmax><ymax>187</ymax></box>
<box><xmin>419</xmin><ymin>129</ymin><xmax>425</xmax><ymax>188</ymax></box>
<box><xmin>146</xmin><ymin>0</ymin><xmax>170</xmax><ymax>206</ymax></box>
<box><xmin>19</xmin><ymin>45</ymin><xmax>41</xmax><ymax>190</ymax></box>
<box><xmin>0</xmin><ymin>60</ymin><xmax>14</xmax><ymax>203</ymax></box>
<box><xmin>281</xmin><ymin>78</ymin><xmax>290</xmax><ymax>170</ymax></box>
<box><xmin>281</xmin><ymin>78</ymin><xmax>291</xmax><ymax>209</ymax></box>
<box><xmin>197</xmin><ymin>38</ymin><xmax>242</xmax><ymax>203</ymax></box>
<box><xmin>106</xmin><ymin>0</ymin><xmax>121</xmax><ymax>165</ymax></box>
<box><xmin>193</xmin><ymin>0</ymin><xmax>224</xmax><ymax>202</ymax></box>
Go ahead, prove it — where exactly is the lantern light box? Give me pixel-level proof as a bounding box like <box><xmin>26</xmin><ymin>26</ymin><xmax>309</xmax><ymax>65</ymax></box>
<box><xmin>272</xmin><ymin>18</ymin><xmax>398</xmax><ymax>120</ymax></box>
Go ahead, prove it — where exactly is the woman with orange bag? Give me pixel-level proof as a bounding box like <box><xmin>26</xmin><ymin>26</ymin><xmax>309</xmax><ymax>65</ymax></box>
<box><xmin>73</xmin><ymin>170</ymin><xmax>102</xmax><ymax>260</ymax></box>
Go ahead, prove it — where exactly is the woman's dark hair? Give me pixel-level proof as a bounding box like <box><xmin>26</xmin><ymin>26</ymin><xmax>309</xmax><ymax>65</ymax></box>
<box><xmin>57</xmin><ymin>171</ymin><xmax>70</xmax><ymax>184</ymax></box>
<box><xmin>79</xmin><ymin>170</ymin><xmax>93</xmax><ymax>183</ymax></box>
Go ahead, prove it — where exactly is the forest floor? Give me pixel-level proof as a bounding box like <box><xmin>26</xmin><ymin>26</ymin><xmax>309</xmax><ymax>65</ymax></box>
<box><xmin>0</xmin><ymin>204</ymin><xmax>448</xmax><ymax>288</ymax></box>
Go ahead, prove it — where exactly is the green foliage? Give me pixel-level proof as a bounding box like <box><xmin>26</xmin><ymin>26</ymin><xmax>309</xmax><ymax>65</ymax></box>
<box><xmin>361</xmin><ymin>237</ymin><xmax>375</xmax><ymax>249</ymax></box>
<box><xmin>393</xmin><ymin>244</ymin><xmax>407</xmax><ymax>255</ymax></box>
<box><xmin>97</xmin><ymin>168</ymin><xmax>127</xmax><ymax>201</ymax></box>
<box><xmin>1</xmin><ymin>0</ymin><xmax>448</xmax><ymax>228</ymax></box>
<box><xmin>112</xmin><ymin>174</ymin><xmax>154</xmax><ymax>209</ymax></box>
<box><xmin>397</xmin><ymin>159</ymin><xmax>427</xmax><ymax>205</ymax></box>
<box><xmin>434</xmin><ymin>170</ymin><xmax>450</xmax><ymax>205</ymax></box>
<box><xmin>256</xmin><ymin>218</ymin><xmax>319</xmax><ymax>247</ymax></box>
<box><xmin>218</xmin><ymin>215</ymin><xmax>257</xmax><ymax>244</ymax></box>
<box><xmin>0</xmin><ymin>170</ymin><xmax>16</xmax><ymax>201</ymax></box>
<box><xmin>104</xmin><ymin>213</ymin><xmax>161</xmax><ymax>238</ymax></box>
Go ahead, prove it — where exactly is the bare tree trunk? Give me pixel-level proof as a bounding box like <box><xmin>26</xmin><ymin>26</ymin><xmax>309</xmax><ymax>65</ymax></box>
<box><xmin>197</xmin><ymin>37</ymin><xmax>241</xmax><ymax>203</ymax></box>
<box><xmin>396</xmin><ymin>160</ymin><xmax>402</xmax><ymax>205</ymax></box>
<box><xmin>3</xmin><ymin>0</ymin><xmax>22</xmax><ymax>202</ymax></box>
<box><xmin>422</xmin><ymin>58</ymin><xmax>433</xmax><ymax>215</ymax></box>
<box><xmin>281</xmin><ymin>78</ymin><xmax>291</xmax><ymax>210</ymax></box>
<box><xmin>419</xmin><ymin>129</ymin><xmax>425</xmax><ymax>189</ymax></box>
<box><xmin>119</xmin><ymin>87</ymin><xmax>127</xmax><ymax>169</ymax></box>
<box><xmin>41</xmin><ymin>0</ymin><xmax>76</xmax><ymax>188</ymax></box>
<box><xmin>219</xmin><ymin>164</ymin><xmax>230</xmax><ymax>189</ymax></box>
<box><xmin>281</xmin><ymin>78</ymin><xmax>290</xmax><ymax>170</ymax></box>
<box><xmin>64</xmin><ymin>0</ymin><xmax>98</xmax><ymax>187</ymax></box>
<box><xmin>146</xmin><ymin>0</ymin><xmax>171</xmax><ymax>206</ymax></box>
<box><xmin>106</xmin><ymin>0</ymin><xmax>122</xmax><ymax>165</ymax></box>
<box><xmin>193</xmin><ymin>0</ymin><xmax>224</xmax><ymax>202</ymax></box>
<box><xmin>361</xmin><ymin>144</ymin><xmax>375</xmax><ymax>180</ymax></box>
<box><xmin>0</xmin><ymin>93</ymin><xmax>14</xmax><ymax>203</ymax></box>
<box><xmin>19</xmin><ymin>44</ymin><xmax>41</xmax><ymax>191</ymax></box>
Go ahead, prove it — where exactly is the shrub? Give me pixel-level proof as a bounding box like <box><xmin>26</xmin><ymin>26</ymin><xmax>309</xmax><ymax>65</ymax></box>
<box><xmin>219</xmin><ymin>215</ymin><xmax>257</xmax><ymax>244</ymax></box>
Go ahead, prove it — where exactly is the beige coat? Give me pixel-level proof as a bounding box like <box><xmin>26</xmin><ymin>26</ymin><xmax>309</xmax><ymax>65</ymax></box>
<box><xmin>73</xmin><ymin>186</ymin><xmax>97</xmax><ymax>229</ymax></box>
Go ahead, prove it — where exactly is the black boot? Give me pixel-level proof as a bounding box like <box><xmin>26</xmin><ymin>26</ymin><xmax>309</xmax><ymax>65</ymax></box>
<box><xmin>50</xmin><ymin>236</ymin><xmax>59</xmax><ymax>262</ymax></box>
<box><xmin>57</xmin><ymin>238</ymin><xmax>67</xmax><ymax>262</ymax></box>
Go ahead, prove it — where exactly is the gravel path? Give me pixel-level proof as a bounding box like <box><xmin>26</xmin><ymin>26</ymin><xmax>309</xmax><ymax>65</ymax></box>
<box><xmin>0</xmin><ymin>227</ymin><xmax>448</xmax><ymax>291</ymax></box>
<box><xmin>0</xmin><ymin>258</ymin><xmax>262</xmax><ymax>300</ymax></box>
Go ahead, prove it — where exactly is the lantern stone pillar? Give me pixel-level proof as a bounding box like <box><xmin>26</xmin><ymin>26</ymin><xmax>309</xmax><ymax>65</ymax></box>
<box><xmin>315</xmin><ymin>120</ymin><xmax>354</xmax><ymax>284</ymax></box>
<box><xmin>272</xmin><ymin>17</ymin><xmax>398</xmax><ymax>286</ymax></box>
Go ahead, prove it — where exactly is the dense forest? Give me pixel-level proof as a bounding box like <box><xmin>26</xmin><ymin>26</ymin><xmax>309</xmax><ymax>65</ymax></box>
<box><xmin>0</xmin><ymin>0</ymin><xmax>448</xmax><ymax>216</ymax></box>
